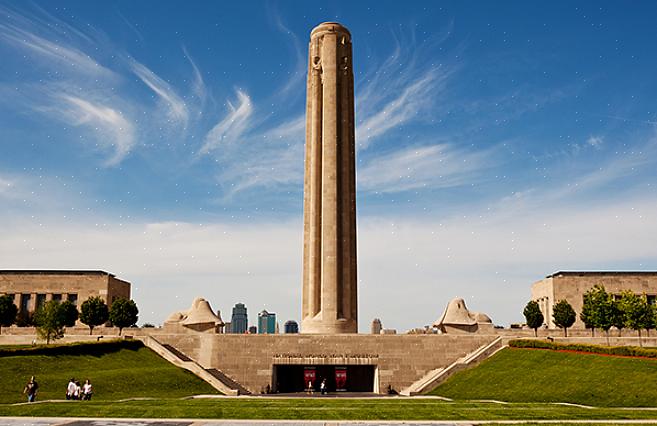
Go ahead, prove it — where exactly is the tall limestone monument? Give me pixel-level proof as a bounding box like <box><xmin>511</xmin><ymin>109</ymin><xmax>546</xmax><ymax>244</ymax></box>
<box><xmin>301</xmin><ymin>22</ymin><xmax>358</xmax><ymax>334</ymax></box>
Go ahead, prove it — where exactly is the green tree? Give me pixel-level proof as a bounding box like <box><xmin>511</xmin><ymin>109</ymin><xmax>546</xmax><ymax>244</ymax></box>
<box><xmin>645</xmin><ymin>304</ymin><xmax>656</xmax><ymax>337</ymax></box>
<box><xmin>618</xmin><ymin>291</ymin><xmax>653</xmax><ymax>347</ymax></box>
<box><xmin>109</xmin><ymin>298</ymin><xmax>139</xmax><ymax>336</ymax></box>
<box><xmin>523</xmin><ymin>300</ymin><xmax>544</xmax><ymax>337</ymax></box>
<box><xmin>0</xmin><ymin>295</ymin><xmax>18</xmax><ymax>335</ymax></box>
<box><xmin>60</xmin><ymin>300</ymin><xmax>79</xmax><ymax>327</ymax></box>
<box><xmin>553</xmin><ymin>299</ymin><xmax>576</xmax><ymax>337</ymax></box>
<box><xmin>587</xmin><ymin>285</ymin><xmax>615</xmax><ymax>344</ymax></box>
<box><xmin>33</xmin><ymin>300</ymin><xmax>65</xmax><ymax>344</ymax></box>
<box><xmin>79</xmin><ymin>296</ymin><xmax>109</xmax><ymax>335</ymax></box>
<box><xmin>610</xmin><ymin>299</ymin><xmax>625</xmax><ymax>337</ymax></box>
<box><xmin>580</xmin><ymin>291</ymin><xmax>596</xmax><ymax>337</ymax></box>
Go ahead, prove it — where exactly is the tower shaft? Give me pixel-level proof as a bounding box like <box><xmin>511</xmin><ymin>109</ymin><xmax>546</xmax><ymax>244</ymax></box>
<box><xmin>302</xmin><ymin>22</ymin><xmax>357</xmax><ymax>334</ymax></box>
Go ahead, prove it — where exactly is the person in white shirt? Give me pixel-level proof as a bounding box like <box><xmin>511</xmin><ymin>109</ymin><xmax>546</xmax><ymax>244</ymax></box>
<box><xmin>66</xmin><ymin>378</ymin><xmax>77</xmax><ymax>400</ymax></box>
<box><xmin>82</xmin><ymin>379</ymin><xmax>93</xmax><ymax>401</ymax></box>
<box><xmin>74</xmin><ymin>381</ymin><xmax>81</xmax><ymax>400</ymax></box>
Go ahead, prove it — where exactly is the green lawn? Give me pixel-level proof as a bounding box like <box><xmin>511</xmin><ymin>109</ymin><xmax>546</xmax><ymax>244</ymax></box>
<box><xmin>431</xmin><ymin>347</ymin><xmax>657</xmax><ymax>407</ymax></box>
<box><xmin>0</xmin><ymin>340</ymin><xmax>218</xmax><ymax>403</ymax></box>
<box><xmin>1</xmin><ymin>341</ymin><xmax>656</xmax><ymax>421</ymax></box>
<box><xmin>0</xmin><ymin>398</ymin><xmax>657</xmax><ymax>420</ymax></box>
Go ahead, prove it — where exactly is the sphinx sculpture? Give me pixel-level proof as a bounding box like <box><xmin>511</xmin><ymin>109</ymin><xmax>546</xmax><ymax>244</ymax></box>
<box><xmin>165</xmin><ymin>297</ymin><xmax>224</xmax><ymax>333</ymax></box>
<box><xmin>433</xmin><ymin>297</ymin><xmax>493</xmax><ymax>334</ymax></box>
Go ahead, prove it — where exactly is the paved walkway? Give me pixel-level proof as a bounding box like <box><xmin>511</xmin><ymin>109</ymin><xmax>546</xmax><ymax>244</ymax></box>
<box><xmin>2</xmin><ymin>419</ymin><xmax>657</xmax><ymax>426</ymax></box>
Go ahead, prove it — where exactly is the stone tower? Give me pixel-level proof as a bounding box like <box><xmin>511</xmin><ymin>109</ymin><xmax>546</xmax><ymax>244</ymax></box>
<box><xmin>301</xmin><ymin>22</ymin><xmax>357</xmax><ymax>334</ymax></box>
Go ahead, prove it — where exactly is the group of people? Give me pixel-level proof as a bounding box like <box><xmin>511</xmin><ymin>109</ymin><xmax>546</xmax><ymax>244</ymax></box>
<box><xmin>66</xmin><ymin>378</ymin><xmax>93</xmax><ymax>401</ymax></box>
<box><xmin>306</xmin><ymin>378</ymin><xmax>328</xmax><ymax>395</ymax></box>
<box><xmin>23</xmin><ymin>376</ymin><xmax>93</xmax><ymax>403</ymax></box>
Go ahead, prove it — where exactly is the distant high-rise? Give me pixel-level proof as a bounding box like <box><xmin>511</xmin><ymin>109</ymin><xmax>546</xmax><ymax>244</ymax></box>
<box><xmin>230</xmin><ymin>303</ymin><xmax>248</xmax><ymax>334</ymax></box>
<box><xmin>371</xmin><ymin>318</ymin><xmax>382</xmax><ymax>335</ymax></box>
<box><xmin>224</xmin><ymin>322</ymin><xmax>232</xmax><ymax>334</ymax></box>
<box><xmin>258</xmin><ymin>310</ymin><xmax>276</xmax><ymax>334</ymax></box>
<box><xmin>284</xmin><ymin>320</ymin><xmax>299</xmax><ymax>334</ymax></box>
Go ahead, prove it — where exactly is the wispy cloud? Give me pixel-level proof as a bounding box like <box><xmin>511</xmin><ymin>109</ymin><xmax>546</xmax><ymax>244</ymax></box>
<box><xmin>266</xmin><ymin>4</ymin><xmax>305</xmax><ymax>100</ymax></box>
<box><xmin>204</xmin><ymin>26</ymin><xmax>459</xmax><ymax>197</ymax></box>
<box><xmin>208</xmin><ymin>113</ymin><xmax>305</xmax><ymax>198</ymax></box>
<box><xmin>0</xmin><ymin>4</ymin><xmax>214</xmax><ymax>166</ymax></box>
<box><xmin>199</xmin><ymin>90</ymin><xmax>253</xmax><ymax>155</ymax></box>
<box><xmin>356</xmin><ymin>68</ymin><xmax>450</xmax><ymax>151</ymax></box>
<box><xmin>54</xmin><ymin>95</ymin><xmax>136</xmax><ymax>166</ymax></box>
<box><xmin>183</xmin><ymin>46</ymin><xmax>208</xmax><ymax>107</ymax></box>
<box><xmin>358</xmin><ymin>143</ymin><xmax>499</xmax><ymax>193</ymax></box>
<box><xmin>587</xmin><ymin>135</ymin><xmax>603</xmax><ymax>148</ymax></box>
<box><xmin>354</xmin><ymin>27</ymin><xmax>456</xmax><ymax>151</ymax></box>
<box><xmin>0</xmin><ymin>5</ymin><xmax>114</xmax><ymax>79</ymax></box>
<box><xmin>129</xmin><ymin>59</ymin><xmax>189</xmax><ymax>128</ymax></box>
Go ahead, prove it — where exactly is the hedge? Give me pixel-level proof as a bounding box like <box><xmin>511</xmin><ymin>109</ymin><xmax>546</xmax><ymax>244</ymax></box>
<box><xmin>0</xmin><ymin>339</ymin><xmax>143</xmax><ymax>358</ymax></box>
<box><xmin>509</xmin><ymin>339</ymin><xmax>657</xmax><ymax>359</ymax></box>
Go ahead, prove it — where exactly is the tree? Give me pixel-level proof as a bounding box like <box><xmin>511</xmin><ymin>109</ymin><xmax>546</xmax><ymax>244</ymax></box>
<box><xmin>553</xmin><ymin>299</ymin><xmax>576</xmax><ymax>337</ymax></box>
<box><xmin>645</xmin><ymin>304</ymin><xmax>656</xmax><ymax>337</ymax></box>
<box><xmin>33</xmin><ymin>300</ymin><xmax>65</xmax><ymax>344</ymax></box>
<box><xmin>610</xmin><ymin>299</ymin><xmax>625</xmax><ymax>337</ymax></box>
<box><xmin>618</xmin><ymin>291</ymin><xmax>653</xmax><ymax>347</ymax></box>
<box><xmin>0</xmin><ymin>295</ymin><xmax>18</xmax><ymax>335</ymax></box>
<box><xmin>523</xmin><ymin>300</ymin><xmax>544</xmax><ymax>337</ymax></box>
<box><xmin>109</xmin><ymin>298</ymin><xmax>139</xmax><ymax>336</ymax></box>
<box><xmin>580</xmin><ymin>291</ymin><xmax>596</xmax><ymax>337</ymax></box>
<box><xmin>60</xmin><ymin>300</ymin><xmax>79</xmax><ymax>327</ymax></box>
<box><xmin>79</xmin><ymin>296</ymin><xmax>109</xmax><ymax>335</ymax></box>
<box><xmin>588</xmin><ymin>285</ymin><xmax>615</xmax><ymax>345</ymax></box>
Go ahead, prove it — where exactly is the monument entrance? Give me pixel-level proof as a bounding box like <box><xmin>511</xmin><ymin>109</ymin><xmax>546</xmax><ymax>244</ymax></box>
<box><xmin>273</xmin><ymin>364</ymin><xmax>375</xmax><ymax>393</ymax></box>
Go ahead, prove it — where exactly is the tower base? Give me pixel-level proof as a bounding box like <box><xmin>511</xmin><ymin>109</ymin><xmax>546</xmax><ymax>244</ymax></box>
<box><xmin>301</xmin><ymin>316</ymin><xmax>357</xmax><ymax>334</ymax></box>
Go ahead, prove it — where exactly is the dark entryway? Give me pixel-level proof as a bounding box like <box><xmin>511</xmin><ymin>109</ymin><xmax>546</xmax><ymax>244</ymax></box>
<box><xmin>273</xmin><ymin>365</ymin><xmax>375</xmax><ymax>393</ymax></box>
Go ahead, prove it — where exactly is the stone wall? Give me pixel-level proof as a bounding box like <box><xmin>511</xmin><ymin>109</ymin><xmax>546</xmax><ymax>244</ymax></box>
<box><xmin>154</xmin><ymin>333</ymin><xmax>496</xmax><ymax>394</ymax></box>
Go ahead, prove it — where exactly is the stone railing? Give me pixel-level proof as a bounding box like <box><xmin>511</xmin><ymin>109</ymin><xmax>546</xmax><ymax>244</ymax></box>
<box><xmin>139</xmin><ymin>335</ymin><xmax>240</xmax><ymax>396</ymax></box>
<box><xmin>400</xmin><ymin>336</ymin><xmax>505</xmax><ymax>396</ymax></box>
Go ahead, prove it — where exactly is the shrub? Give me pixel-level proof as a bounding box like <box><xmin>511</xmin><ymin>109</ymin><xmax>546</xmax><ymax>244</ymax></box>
<box><xmin>509</xmin><ymin>339</ymin><xmax>657</xmax><ymax>358</ymax></box>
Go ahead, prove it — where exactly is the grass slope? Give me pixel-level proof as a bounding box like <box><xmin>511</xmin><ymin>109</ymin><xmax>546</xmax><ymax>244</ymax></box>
<box><xmin>0</xmin><ymin>340</ymin><xmax>218</xmax><ymax>403</ymax></box>
<box><xmin>431</xmin><ymin>347</ymin><xmax>657</xmax><ymax>407</ymax></box>
<box><xmin>0</xmin><ymin>399</ymin><xmax>657</xmax><ymax>420</ymax></box>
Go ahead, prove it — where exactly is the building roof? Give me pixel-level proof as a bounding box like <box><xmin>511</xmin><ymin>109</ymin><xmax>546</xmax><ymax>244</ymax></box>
<box><xmin>0</xmin><ymin>270</ymin><xmax>114</xmax><ymax>277</ymax></box>
<box><xmin>547</xmin><ymin>271</ymin><xmax>657</xmax><ymax>278</ymax></box>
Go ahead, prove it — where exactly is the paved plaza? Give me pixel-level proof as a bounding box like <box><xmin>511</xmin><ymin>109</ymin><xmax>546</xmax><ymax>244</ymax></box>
<box><xmin>0</xmin><ymin>420</ymin><xmax>470</xmax><ymax>426</ymax></box>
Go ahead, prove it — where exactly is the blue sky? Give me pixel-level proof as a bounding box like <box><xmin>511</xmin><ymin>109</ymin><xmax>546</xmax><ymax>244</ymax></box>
<box><xmin>1</xmin><ymin>1</ymin><xmax>656</xmax><ymax>331</ymax></box>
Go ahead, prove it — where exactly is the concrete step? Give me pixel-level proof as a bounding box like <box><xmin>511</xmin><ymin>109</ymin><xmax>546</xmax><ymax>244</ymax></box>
<box><xmin>205</xmin><ymin>368</ymin><xmax>251</xmax><ymax>395</ymax></box>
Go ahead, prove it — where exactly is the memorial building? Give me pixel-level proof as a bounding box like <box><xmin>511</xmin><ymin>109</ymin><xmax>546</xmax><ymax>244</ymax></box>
<box><xmin>0</xmin><ymin>270</ymin><xmax>131</xmax><ymax>315</ymax></box>
<box><xmin>154</xmin><ymin>22</ymin><xmax>501</xmax><ymax>396</ymax></box>
<box><xmin>532</xmin><ymin>271</ymin><xmax>657</xmax><ymax>329</ymax></box>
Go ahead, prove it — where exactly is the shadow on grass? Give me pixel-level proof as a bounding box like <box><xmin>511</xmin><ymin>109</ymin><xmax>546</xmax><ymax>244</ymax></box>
<box><xmin>0</xmin><ymin>339</ymin><xmax>143</xmax><ymax>358</ymax></box>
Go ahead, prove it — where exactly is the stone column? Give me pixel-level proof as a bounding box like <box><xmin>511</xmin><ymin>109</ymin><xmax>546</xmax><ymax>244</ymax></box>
<box><xmin>301</xmin><ymin>22</ymin><xmax>358</xmax><ymax>334</ymax></box>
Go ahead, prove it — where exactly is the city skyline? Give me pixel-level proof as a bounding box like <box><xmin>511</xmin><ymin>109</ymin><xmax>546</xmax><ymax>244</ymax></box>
<box><xmin>1</xmin><ymin>1</ymin><xmax>657</xmax><ymax>331</ymax></box>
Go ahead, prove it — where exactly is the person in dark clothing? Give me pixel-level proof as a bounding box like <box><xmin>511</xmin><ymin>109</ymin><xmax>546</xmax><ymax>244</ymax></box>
<box><xmin>23</xmin><ymin>376</ymin><xmax>39</xmax><ymax>402</ymax></box>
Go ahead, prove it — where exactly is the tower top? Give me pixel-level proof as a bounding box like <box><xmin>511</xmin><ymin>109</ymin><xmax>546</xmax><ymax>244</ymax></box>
<box><xmin>311</xmin><ymin>22</ymin><xmax>351</xmax><ymax>38</ymax></box>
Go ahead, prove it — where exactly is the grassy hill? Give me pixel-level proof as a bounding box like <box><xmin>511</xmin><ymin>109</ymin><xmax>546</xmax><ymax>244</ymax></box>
<box><xmin>0</xmin><ymin>340</ymin><xmax>218</xmax><ymax>403</ymax></box>
<box><xmin>430</xmin><ymin>347</ymin><xmax>657</xmax><ymax>407</ymax></box>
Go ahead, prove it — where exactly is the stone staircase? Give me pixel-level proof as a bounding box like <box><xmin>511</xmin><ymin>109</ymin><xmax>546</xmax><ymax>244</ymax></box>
<box><xmin>400</xmin><ymin>336</ymin><xmax>505</xmax><ymax>396</ymax></box>
<box><xmin>205</xmin><ymin>368</ymin><xmax>251</xmax><ymax>395</ymax></box>
<box><xmin>140</xmin><ymin>336</ymin><xmax>243</xmax><ymax>395</ymax></box>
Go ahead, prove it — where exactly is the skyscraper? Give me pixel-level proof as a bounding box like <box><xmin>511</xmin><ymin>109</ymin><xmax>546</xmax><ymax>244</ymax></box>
<box><xmin>301</xmin><ymin>22</ymin><xmax>358</xmax><ymax>334</ymax></box>
<box><xmin>284</xmin><ymin>320</ymin><xmax>299</xmax><ymax>334</ymax></box>
<box><xmin>258</xmin><ymin>310</ymin><xmax>276</xmax><ymax>334</ymax></box>
<box><xmin>230</xmin><ymin>303</ymin><xmax>248</xmax><ymax>334</ymax></box>
<box><xmin>371</xmin><ymin>318</ymin><xmax>382</xmax><ymax>335</ymax></box>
